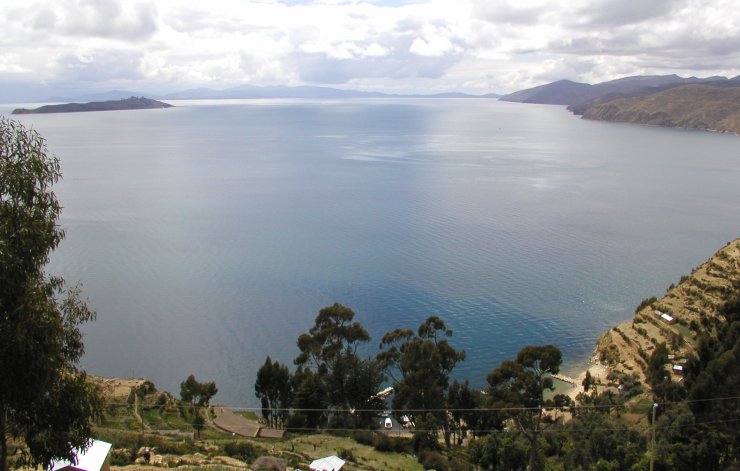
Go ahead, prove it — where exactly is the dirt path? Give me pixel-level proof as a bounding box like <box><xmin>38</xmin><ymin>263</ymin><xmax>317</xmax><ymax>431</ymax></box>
<box><xmin>212</xmin><ymin>407</ymin><xmax>262</xmax><ymax>438</ymax></box>
<box><xmin>132</xmin><ymin>393</ymin><xmax>149</xmax><ymax>430</ymax></box>
<box><xmin>212</xmin><ymin>407</ymin><xmax>285</xmax><ymax>438</ymax></box>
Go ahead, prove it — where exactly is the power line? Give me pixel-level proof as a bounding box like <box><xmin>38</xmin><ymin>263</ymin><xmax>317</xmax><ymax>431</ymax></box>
<box><xmin>163</xmin><ymin>417</ymin><xmax>739</xmax><ymax>436</ymax></box>
<box><xmin>102</xmin><ymin>394</ymin><xmax>740</xmax><ymax>413</ymax></box>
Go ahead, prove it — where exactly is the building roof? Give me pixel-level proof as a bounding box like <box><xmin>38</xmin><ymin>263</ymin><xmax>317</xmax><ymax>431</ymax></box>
<box><xmin>309</xmin><ymin>455</ymin><xmax>345</xmax><ymax>471</ymax></box>
<box><xmin>50</xmin><ymin>439</ymin><xmax>111</xmax><ymax>471</ymax></box>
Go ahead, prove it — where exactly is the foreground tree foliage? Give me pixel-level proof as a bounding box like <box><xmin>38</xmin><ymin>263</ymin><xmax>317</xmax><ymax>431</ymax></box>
<box><xmin>649</xmin><ymin>291</ymin><xmax>740</xmax><ymax>470</ymax></box>
<box><xmin>0</xmin><ymin>118</ymin><xmax>101</xmax><ymax>471</ymax></box>
<box><xmin>378</xmin><ymin>316</ymin><xmax>465</xmax><ymax>448</ymax></box>
<box><xmin>291</xmin><ymin>303</ymin><xmax>384</xmax><ymax>429</ymax></box>
<box><xmin>486</xmin><ymin>345</ymin><xmax>562</xmax><ymax>470</ymax></box>
<box><xmin>254</xmin><ymin>357</ymin><xmax>292</xmax><ymax>427</ymax></box>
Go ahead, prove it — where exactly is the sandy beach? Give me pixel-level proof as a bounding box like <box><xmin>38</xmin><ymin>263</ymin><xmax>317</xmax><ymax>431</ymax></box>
<box><xmin>558</xmin><ymin>357</ymin><xmax>610</xmax><ymax>403</ymax></box>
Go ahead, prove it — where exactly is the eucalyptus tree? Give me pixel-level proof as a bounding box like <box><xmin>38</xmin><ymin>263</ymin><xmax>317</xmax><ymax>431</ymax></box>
<box><xmin>378</xmin><ymin>316</ymin><xmax>465</xmax><ymax>448</ymax></box>
<box><xmin>254</xmin><ymin>357</ymin><xmax>292</xmax><ymax>427</ymax></box>
<box><xmin>180</xmin><ymin>374</ymin><xmax>218</xmax><ymax>408</ymax></box>
<box><xmin>486</xmin><ymin>345</ymin><xmax>562</xmax><ymax>470</ymax></box>
<box><xmin>293</xmin><ymin>303</ymin><xmax>383</xmax><ymax>426</ymax></box>
<box><xmin>0</xmin><ymin>118</ymin><xmax>100</xmax><ymax>471</ymax></box>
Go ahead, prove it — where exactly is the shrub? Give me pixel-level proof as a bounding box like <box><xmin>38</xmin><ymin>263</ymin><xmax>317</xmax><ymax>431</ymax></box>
<box><xmin>419</xmin><ymin>450</ymin><xmax>448</xmax><ymax>471</ymax></box>
<box><xmin>372</xmin><ymin>434</ymin><xmax>411</xmax><ymax>453</ymax></box>
<box><xmin>352</xmin><ymin>430</ymin><xmax>374</xmax><ymax>446</ymax></box>
<box><xmin>109</xmin><ymin>449</ymin><xmax>132</xmax><ymax>466</ymax></box>
<box><xmin>635</xmin><ymin>297</ymin><xmax>657</xmax><ymax>313</ymax></box>
<box><xmin>223</xmin><ymin>441</ymin><xmax>257</xmax><ymax>462</ymax></box>
<box><xmin>155</xmin><ymin>393</ymin><xmax>169</xmax><ymax>407</ymax></box>
<box><xmin>372</xmin><ymin>434</ymin><xmax>395</xmax><ymax>452</ymax></box>
<box><xmin>338</xmin><ymin>448</ymin><xmax>355</xmax><ymax>462</ymax></box>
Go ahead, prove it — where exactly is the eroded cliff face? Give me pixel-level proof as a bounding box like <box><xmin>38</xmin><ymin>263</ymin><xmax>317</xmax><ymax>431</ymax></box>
<box><xmin>583</xmin><ymin>84</ymin><xmax>740</xmax><ymax>135</ymax></box>
<box><xmin>595</xmin><ymin>239</ymin><xmax>740</xmax><ymax>386</ymax></box>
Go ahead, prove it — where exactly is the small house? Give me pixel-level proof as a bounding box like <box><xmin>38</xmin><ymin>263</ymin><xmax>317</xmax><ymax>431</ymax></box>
<box><xmin>672</xmin><ymin>365</ymin><xmax>685</xmax><ymax>375</ymax></box>
<box><xmin>309</xmin><ymin>455</ymin><xmax>345</xmax><ymax>471</ymax></box>
<box><xmin>50</xmin><ymin>439</ymin><xmax>111</xmax><ymax>471</ymax></box>
<box><xmin>655</xmin><ymin>310</ymin><xmax>676</xmax><ymax>324</ymax></box>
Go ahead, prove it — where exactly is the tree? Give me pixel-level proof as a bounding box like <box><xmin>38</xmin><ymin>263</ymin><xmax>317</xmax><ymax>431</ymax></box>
<box><xmin>653</xmin><ymin>291</ymin><xmax>740</xmax><ymax>469</ymax></box>
<box><xmin>294</xmin><ymin>303</ymin><xmax>370</xmax><ymax>375</ymax></box>
<box><xmin>292</xmin><ymin>303</ymin><xmax>382</xmax><ymax>427</ymax></box>
<box><xmin>255</xmin><ymin>357</ymin><xmax>292</xmax><ymax>427</ymax></box>
<box><xmin>0</xmin><ymin>117</ymin><xmax>101</xmax><ymax>471</ymax></box>
<box><xmin>561</xmin><ymin>392</ymin><xmax>645</xmax><ymax>470</ymax></box>
<box><xmin>192</xmin><ymin>412</ymin><xmax>205</xmax><ymax>439</ymax></box>
<box><xmin>378</xmin><ymin>316</ymin><xmax>465</xmax><ymax>448</ymax></box>
<box><xmin>179</xmin><ymin>374</ymin><xmax>218</xmax><ymax>407</ymax></box>
<box><xmin>288</xmin><ymin>367</ymin><xmax>328</xmax><ymax>430</ymax></box>
<box><xmin>486</xmin><ymin>345</ymin><xmax>562</xmax><ymax>471</ymax></box>
<box><xmin>447</xmin><ymin>380</ymin><xmax>482</xmax><ymax>445</ymax></box>
<box><xmin>582</xmin><ymin>370</ymin><xmax>592</xmax><ymax>392</ymax></box>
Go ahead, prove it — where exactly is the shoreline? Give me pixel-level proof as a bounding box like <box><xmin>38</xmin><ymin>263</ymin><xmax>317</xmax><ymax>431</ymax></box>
<box><xmin>550</xmin><ymin>355</ymin><xmax>610</xmax><ymax>402</ymax></box>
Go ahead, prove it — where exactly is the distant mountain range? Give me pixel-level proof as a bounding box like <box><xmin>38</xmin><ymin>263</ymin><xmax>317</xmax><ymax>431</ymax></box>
<box><xmin>500</xmin><ymin>74</ymin><xmax>740</xmax><ymax>134</ymax></box>
<box><xmin>499</xmin><ymin>74</ymin><xmax>739</xmax><ymax>106</ymax></box>
<box><xmin>44</xmin><ymin>86</ymin><xmax>501</xmax><ymax>103</ymax></box>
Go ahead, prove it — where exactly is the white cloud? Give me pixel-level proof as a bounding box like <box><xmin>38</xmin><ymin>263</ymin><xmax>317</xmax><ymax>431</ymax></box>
<box><xmin>409</xmin><ymin>24</ymin><xmax>462</xmax><ymax>57</ymax></box>
<box><xmin>0</xmin><ymin>0</ymin><xmax>738</xmax><ymax>98</ymax></box>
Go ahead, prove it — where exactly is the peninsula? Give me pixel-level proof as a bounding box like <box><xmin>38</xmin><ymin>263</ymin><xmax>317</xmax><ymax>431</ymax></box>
<box><xmin>12</xmin><ymin>96</ymin><xmax>173</xmax><ymax>114</ymax></box>
<box><xmin>501</xmin><ymin>74</ymin><xmax>740</xmax><ymax>134</ymax></box>
<box><xmin>582</xmin><ymin>84</ymin><xmax>740</xmax><ymax>135</ymax></box>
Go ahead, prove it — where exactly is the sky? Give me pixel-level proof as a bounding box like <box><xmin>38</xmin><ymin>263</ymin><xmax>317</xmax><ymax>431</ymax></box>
<box><xmin>2</xmin><ymin>0</ymin><xmax>739</xmax><ymax>101</ymax></box>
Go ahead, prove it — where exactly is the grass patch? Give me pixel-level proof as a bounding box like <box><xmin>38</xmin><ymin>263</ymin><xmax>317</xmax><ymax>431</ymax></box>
<box><xmin>233</xmin><ymin>410</ymin><xmax>261</xmax><ymax>422</ymax></box>
<box><xmin>270</xmin><ymin>434</ymin><xmax>424</xmax><ymax>471</ymax></box>
<box><xmin>674</xmin><ymin>324</ymin><xmax>696</xmax><ymax>348</ymax></box>
<box><xmin>630</xmin><ymin>397</ymin><xmax>654</xmax><ymax>415</ymax></box>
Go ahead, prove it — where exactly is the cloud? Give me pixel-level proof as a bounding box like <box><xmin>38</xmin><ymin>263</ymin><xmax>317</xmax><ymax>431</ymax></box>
<box><xmin>28</xmin><ymin>0</ymin><xmax>159</xmax><ymax>41</ymax></box>
<box><xmin>1</xmin><ymin>0</ymin><xmax>739</xmax><ymax>98</ymax></box>
<box><xmin>574</xmin><ymin>0</ymin><xmax>687</xmax><ymax>28</ymax></box>
<box><xmin>55</xmin><ymin>49</ymin><xmax>146</xmax><ymax>82</ymax></box>
<box><xmin>472</xmin><ymin>0</ymin><xmax>544</xmax><ymax>25</ymax></box>
<box><xmin>290</xmin><ymin>43</ymin><xmax>461</xmax><ymax>84</ymax></box>
<box><xmin>409</xmin><ymin>24</ymin><xmax>463</xmax><ymax>57</ymax></box>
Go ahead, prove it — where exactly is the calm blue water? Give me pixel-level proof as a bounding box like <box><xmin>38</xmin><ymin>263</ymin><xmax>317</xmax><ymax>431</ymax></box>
<box><xmin>3</xmin><ymin>99</ymin><xmax>739</xmax><ymax>407</ymax></box>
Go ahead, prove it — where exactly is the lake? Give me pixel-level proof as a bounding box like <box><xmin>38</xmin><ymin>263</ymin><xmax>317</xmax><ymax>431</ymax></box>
<box><xmin>3</xmin><ymin>98</ymin><xmax>739</xmax><ymax>407</ymax></box>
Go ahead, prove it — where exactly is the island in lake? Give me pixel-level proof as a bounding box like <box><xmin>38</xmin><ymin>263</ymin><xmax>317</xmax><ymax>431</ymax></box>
<box><xmin>12</xmin><ymin>96</ymin><xmax>174</xmax><ymax>114</ymax></box>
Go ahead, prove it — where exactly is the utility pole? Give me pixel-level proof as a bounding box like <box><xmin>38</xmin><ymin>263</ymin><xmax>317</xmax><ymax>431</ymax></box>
<box><xmin>650</xmin><ymin>402</ymin><xmax>658</xmax><ymax>471</ymax></box>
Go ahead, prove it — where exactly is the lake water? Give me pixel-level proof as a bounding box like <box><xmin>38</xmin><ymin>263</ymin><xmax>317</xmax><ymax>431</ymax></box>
<box><xmin>3</xmin><ymin>98</ymin><xmax>739</xmax><ymax>407</ymax></box>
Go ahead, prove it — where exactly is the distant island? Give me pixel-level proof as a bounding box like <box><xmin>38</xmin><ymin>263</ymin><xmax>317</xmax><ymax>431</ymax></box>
<box><xmin>12</xmin><ymin>96</ymin><xmax>174</xmax><ymax>115</ymax></box>
<box><xmin>501</xmin><ymin>74</ymin><xmax>740</xmax><ymax>134</ymax></box>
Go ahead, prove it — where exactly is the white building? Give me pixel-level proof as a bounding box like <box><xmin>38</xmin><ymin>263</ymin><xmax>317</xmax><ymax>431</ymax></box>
<box><xmin>309</xmin><ymin>455</ymin><xmax>345</xmax><ymax>471</ymax></box>
<box><xmin>50</xmin><ymin>440</ymin><xmax>112</xmax><ymax>471</ymax></box>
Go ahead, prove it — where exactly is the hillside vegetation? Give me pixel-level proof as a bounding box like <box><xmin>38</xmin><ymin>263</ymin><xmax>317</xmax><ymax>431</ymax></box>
<box><xmin>596</xmin><ymin>239</ymin><xmax>740</xmax><ymax>385</ymax></box>
<box><xmin>583</xmin><ymin>85</ymin><xmax>740</xmax><ymax>134</ymax></box>
<box><xmin>500</xmin><ymin>74</ymin><xmax>740</xmax><ymax>134</ymax></box>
